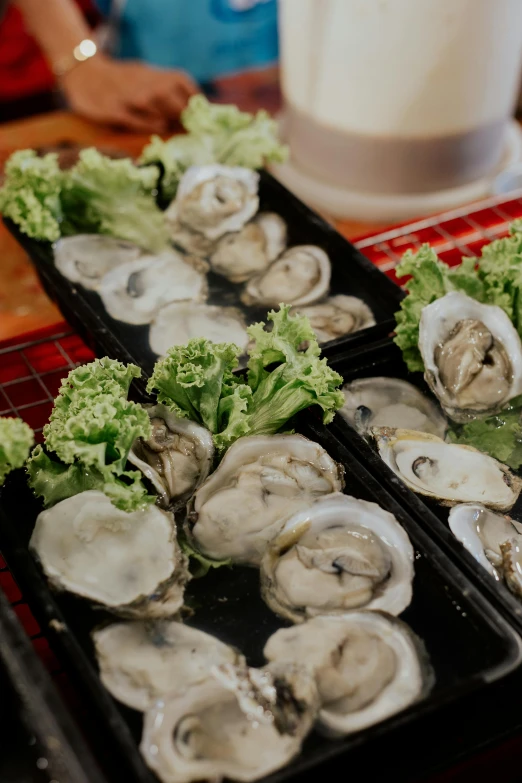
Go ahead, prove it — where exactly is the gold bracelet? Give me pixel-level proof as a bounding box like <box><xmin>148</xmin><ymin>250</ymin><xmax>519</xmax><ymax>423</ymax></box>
<box><xmin>52</xmin><ymin>39</ymin><xmax>98</xmax><ymax>79</ymax></box>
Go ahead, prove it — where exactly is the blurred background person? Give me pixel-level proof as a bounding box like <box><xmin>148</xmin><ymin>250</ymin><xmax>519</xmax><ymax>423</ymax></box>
<box><xmin>0</xmin><ymin>0</ymin><xmax>279</xmax><ymax>128</ymax></box>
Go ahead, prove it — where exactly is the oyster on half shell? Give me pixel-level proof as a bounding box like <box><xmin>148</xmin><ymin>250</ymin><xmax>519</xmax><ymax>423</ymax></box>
<box><xmin>419</xmin><ymin>291</ymin><xmax>522</xmax><ymax>422</ymax></box>
<box><xmin>98</xmin><ymin>249</ymin><xmax>207</xmax><ymax>325</ymax></box>
<box><xmin>149</xmin><ymin>302</ymin><xmax>249</xmax><ymax>358</ymax></box>
<box><xmin>186</xmin><ymin>434</ymin><xmax>344</xmax><ymax>567</ymax></box>
<box><xmin>128</xmin><ymin>404</ymin><xmax>214</xmax><ymax>510</ymax></box>
<box><xmin>30</xmin><ymin>490</ymin><xmax>190</xmax><ymax>618</ymax></box>
<box><xmin>260</xmin><ymin>492</ymin><xmax>414</xmax><ymax>622</ymax></box>
<box><xmin>340</xmin><ymin>377</ymin><xmax>447</xmax><ymax>438</ymax></box>
<box><xmin>373</xmin><ymin>427</ymin><xmax>522</xmax><ymax>510</ymax></box>
<box><xmin>448</xmin><ymin>503</ymin><xmax>522</xmax><ymax>596</ymax></box>
<box><xmin>291</xmin><ymin>295</ymin><xmax>375</xmax><ymax>344</ymax></box>
<box><xmin>165</xmin><ymin>164</ymin><xmax>259</xmax><ymax>241</ymax></box>
<box><xmin>241</xmin><ymin>245</ymin><xmax>331</xmax><ymax>308</ymax></box>
<box><xmin>93</xmin><ymin>620</ymin><xmax>244</xmax><ymax>711</ymax></box>
<box><xmin>140</xmin><ymin>662</ymin><xmax>319</xmax><ymax>783</ymax></box>
<box><xmin>53</xmin><ymin>234</ymin><xmax>141</xmax><ymax>290</ymax></box>
<box><xmin>209</xmin><ymin>212</ymin><xmax>287</xmax><ymax>283</ymax></box>
<box><xmin>264</xmin><ymin>613</ymin><xmax>429</xmax><ymax>736</ymax></box>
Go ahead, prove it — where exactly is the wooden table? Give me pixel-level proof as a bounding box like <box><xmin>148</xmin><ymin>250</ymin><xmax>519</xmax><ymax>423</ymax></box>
<box><xmin>0</xmin><ymin>110</ymin><xmax>391</xmax><ymax>342</ymax></box>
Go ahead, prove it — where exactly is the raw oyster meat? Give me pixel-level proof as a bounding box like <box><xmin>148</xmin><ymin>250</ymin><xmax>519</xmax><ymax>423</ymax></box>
<box><xmin>373</xmin><ymin>427</ymin><xmax>522</xmax><ymax>510</ymax></box>
<box><xmin>140</xmin><ymin>662</ymin><xmax>318</xmax><ymax>783</ymax></box>
<box><xmin>209</xmin><ymin>213</ymin><xmax>287</xmax><ymax>283</ymax></box>
<box><xmin>340</xmin><ymin>377</ymin><xmax>446</xmax><ymax>438</ymax></box>
<box><xmin>291</xmin><ymin>295</ymin><xmax>375</xmax><ymax>344</ymax></box>
<box><xmin>241</xmin><ymin>245</ymin><xmax>331</xmax><ymax>308</ymax></box>
<box><xmin>53</xmin><ymin>234</ymin><xmax>141</xmax><ymax>290</ymax></box>
<box><xmin>186</xmin><ymin>434</ymin><xmax>344</xmax><ymax>566</ymax></box>
<box><xmin>165</xmin><ymin>164</ymin><xmax>259</xmax><ymax>240</ymax></box>
<box><xmin>98</xmin><ymin>250</ymin><xmax>207</xmax><ymax>325</ymax></box>
<box><xmin>169</xmin><ymin>222</ymin><xmax>217</xmax><ymax>259</ymax></box>
<box><xmin>419</xmin><ymin>291</ymin><xmax>522</xmax><ymax>422</ymax></box>
<box><xmin>93</xmin><ymin>620</ymin><xmax>244</xmax><ymax>711</ymax></box>
<box><xmin>260</xmin><ymin>492</ymin><xmax>414</xmax><ymax>622</ymax></box>
<box><xmin>149</xmin><ymin>302</ymin><xmax>249</xmax><ymax>358</ymax></box>
<box><xmin>264</xmin><ymin>612</ymin><xmax>428</xmax><ymax>736</ymax></box>
<box><xmin>449</xmin><ymin>503</ymin><xmax>522</xmax><ymax>591</ymax></box>
<box><xmin>129</xmin><ymin>404</ymin><xmax>214</xmax><ymax>510</ymax></box>
<box><xmin>30</xmin><ymin>490</ymin><xmax>190</xmax><ymax>617</ymax></box>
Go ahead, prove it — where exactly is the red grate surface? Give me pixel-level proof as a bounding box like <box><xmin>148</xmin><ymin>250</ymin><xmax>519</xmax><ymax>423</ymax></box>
<box><xmin>354</xmin><ymin>190</ymin><xmax>522</xmax><ymax>284</ymax></box>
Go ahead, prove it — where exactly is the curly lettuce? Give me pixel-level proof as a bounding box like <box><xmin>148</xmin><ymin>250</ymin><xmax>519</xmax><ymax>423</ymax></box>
<box><xmin>0</xmin><ymin>417</ymin><xmax>34</xmax><ymax>484</ymax></box>
<box><xmin>0</xmin><ymin>150</ymin><xmax>63</xmax><ymax>242</ymax></box>
<box><xmin>27</xmin><ymin>358</ymin><xmax>153</xmax><ymax>512</ymax></box>
<box><xmin>147</xmin><ymin>305</ymin><xmax>344</xmax><ymax>454</ymax></box>
<box><xmin>449</xmin><ymin>396</ymin><xmax>522</xmax><ymax>470</ymax></box>
<box><xmin>140</xmin><ymin>95</ymin><xmax>288</xmax><ymax>201</ymax></box>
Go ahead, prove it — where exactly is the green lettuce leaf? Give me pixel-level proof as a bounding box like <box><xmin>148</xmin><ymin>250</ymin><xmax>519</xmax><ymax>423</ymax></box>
<box><xmin>477</xmin><ymin>219</ymin><xmax>522</xmax><ymax>330</ymax></box>
<box><xmin>393</xmin><ymin>245</ymin><xmax>485</xmax><ymax>372</ymax></box>
<box><xmin>27</xmin><ymin>358</ymin><xmax>154</xmax><ymax>511</ymax></box>
<box><xmin>146</xmin><ymin>338</ymin><xmax>242</xmax><ymax>433</ymax></box>
<box><xmin>140</xmin><ymin>95</ymin><xmax>288</xmax><ymax>201</ymax></box>
<box><xmin>61</xmin><ymin>148</ymin><xmax>168</xmax><ymax>251</ymax></box>
<box><xmin>0</xmin><ymin>150</ymin><xmax>63</xmax><ymax>242</ymax></box>
<box><xmin>0</xmin><ymin>417</ymin><xmax>34</xmax><ymax>484</ymax></box>
<box><xmin>448</xmin><ymin>395</ymin><xmax>522</xmax><ymax>470</ymax></box>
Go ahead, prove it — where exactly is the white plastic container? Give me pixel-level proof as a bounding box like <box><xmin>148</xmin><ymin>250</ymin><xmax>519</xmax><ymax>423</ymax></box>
<box><xmin>277</xmin><ymin>0</ymin><xmax>522</xmax><ymax>216</ymax></box>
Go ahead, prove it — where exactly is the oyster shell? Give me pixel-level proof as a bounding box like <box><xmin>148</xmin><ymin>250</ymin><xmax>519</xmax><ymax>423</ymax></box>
<box><xmin>30</xmin><ymin>490</ymin><xmax>190</xmax><ymax>617</ymax></box>
<box><xmin>448</xmin><ymin>503</ymin><xmax>522</xmax><ymax>584</ymax></box>
<box><xmin>419</xmin><ymin>291</ymin><xmax>522</xmax><ymax>422</ymax></box>
<box><xmin>129</xmin><ymin>404</ymin><xmax>214</xmax><ymax>510</ymax></box>
<box><xmin>169</xmin><ymin>222</ymin><xmax>217</xmax><ymax>259</ymax></box>
<box><xmin>53</xmin><ymin>234</ymin><xmax>141</xmax><ymax>290</ymax></box>
<box><xmin>187</xmin><ymin>434</ymin><xmax>344</xmax><ymax>567</ymax></box>
<box><xmin>340</xmin><ymin>377</ymin><xmax>447</xmax><ymax>438</ymax></box>
<box><xmin>149</xmin><ymin>302</ymin><xmax>249</xmax><ymax>358</ymax></box>
<box><xmin>241</xmin><ymin>245</ymin><xmax>331</xmax><ymax>308</ymax></box>
<box><xmin>209</xmin><ymin>213</ymin><xmax>287</xmax><ymax>283</ymax></box>
<box><xmin>93</xmin><ymin>620</ymin><xmax>244</xmax><ymax>711</ymax></box>
<box><xmin>373</xmin><ymin>427</ymin><xmax>522</xmax><ymax>510</ymax></box>
<box><xmin>98</xmin><ymin>250</ymin><xmax>208</xmax><ymax>325</ymax></box>
<box><xmin>140</xmin><ymin>662</ymin><xmax>318</xmax><ymax>783</ymax></box>
<box><xmin>260</xmin><ymin>492</ymin><xmax>414</xmax><ymax>622</ymax></box>
<box><xmin>264</xmin><ymin>612</ymin><xmax>428</xmax><ymax>736</ymax></box>
<box><xmin>291</xmin><ymin>295</ymin><xmax>375</xmax><ymax>344</ymax></box>
<box><xmin>165</xmin><ymin>164</ymin><xmax>259</xmax><ymax>241</ymax></box>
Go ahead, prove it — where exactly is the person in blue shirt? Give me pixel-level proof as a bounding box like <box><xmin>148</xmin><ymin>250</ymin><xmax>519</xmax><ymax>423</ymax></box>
<box><xmin>12</xmin><ymin>0</ymin><xmax>278</xmax><ymax>132</ymax></box>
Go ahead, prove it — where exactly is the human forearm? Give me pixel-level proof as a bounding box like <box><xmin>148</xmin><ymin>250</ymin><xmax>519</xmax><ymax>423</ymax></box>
<box><xmin>14</xmin><ymin>0</ymin><xmax>93</xmax><ymax>71</ymax></box>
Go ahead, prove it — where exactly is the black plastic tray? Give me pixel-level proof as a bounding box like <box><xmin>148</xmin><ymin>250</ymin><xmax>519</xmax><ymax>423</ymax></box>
<box><xmin>4</xmin><ymin>169</ymin><xmax>401</xmax><ymax>379</ymax></box>
<box><xmin>327</xmin><ymin>338</ymin><xmax>522</xmax><ymax>636</ymax></box>
<box><xmin>0</xmin><ymin>581</ymin><xmax>107</xmax><ymax>783</ymax></box>
<box><xmin>0</xmin><ymin>411</ymin><xmax>521</xmax><ymax>783</ymax></box>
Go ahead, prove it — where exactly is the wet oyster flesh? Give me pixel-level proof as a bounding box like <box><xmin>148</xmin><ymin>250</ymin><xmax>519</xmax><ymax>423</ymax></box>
<box><xmin>129</xmin><ymin>404</ymin><xmax>214</xmax><ymax>509</ymax></box>
<box><xmin>187</xmin><ymin>434</ymin><xmax>344</xmax><ymax>566</ymax></box>
<box><xmin>53</xmin><ymin>234</ymin><xmax>141</xmax><ymax>290</ymax></box>
<box><xmin>373</xmin><ymin>427</ymin><xmax>522</xmax><ymax>510</ymax></box>
<box><xmin>30</xmin><ymin>490</ymin><xmax>190</xmax><ymax>617</ymax></box>
<box><xmin>209</xmin><ymin>212</ymin><xmax>287</xmax><ymax>283</ymax></box>
<box><xmin>264</xmin><ymin>612</ymin><xmax>427</xmax><ymax>736</ymax></box>
<box><xmin>260</xmin><ymin>492</ymin><xmax>414</xmax><ymax>622</ymax></box>
<box><xmin>419</xmin><ymin>292</ymin><xmax>522</xmax><ymax>422</ymax></box>
<box><xmin>340</xmin><ymin>377</ymin><xmax>447</xmax><ymax>438</ymax></box>
<box><xmin>93</xmin><ymin>620</ymin><xmax>244</xmax><ymax>711</ymax></box>
<box><xmin>140</xmin><ymin>662</ymin><xmax>319</xmax><ymax>783</ymax></box>
<box><xmin>149</xmin><ymin>302</ymin><xmax>249</xmax><ymax>358</ymax></box>
<box><xmin>241</xmin><ymin>245</ymin><xmax>331</xmax><ymax>308</ymax></box>
<box><xmin>449</xmin><ymin>503</ymin><xmax>522</xmax><ymax>597</ymax></box>
<box><xmin>291</xmin><ymin>295</ymin><xmax>375</xmax><ymax>344</ymax></box>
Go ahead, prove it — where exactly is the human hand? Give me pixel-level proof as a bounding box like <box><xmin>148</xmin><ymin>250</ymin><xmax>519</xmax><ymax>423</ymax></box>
<box><xmin>60</xmin><ymin>54</ymin><xmax>200</xmax><ymax>133</ymax></box>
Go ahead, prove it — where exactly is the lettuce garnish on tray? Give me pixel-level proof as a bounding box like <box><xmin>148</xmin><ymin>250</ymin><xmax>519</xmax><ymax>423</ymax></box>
<box><xmin>27</xmin><ymin>358</ymin><xmax>154</xmax><ymax>511</ymax></box>
<box><xmin>448</xmin><ymin>397</ymin><xmax>522</xmax><ymax>470</ymax></box>
<box><xmin>147</xmin><ymin>305</ymin><xmax>344</xmax><ymax>454</ymax></box>
<box><xmin>0</xmin><ymin>417</ymin><xmax>34</xmax><ymax>485</ymax></box>
<box><xmin>140</xmin><ymin>95</ymin><xmax>288</xmax><ymax>201</ymax></box>
<box><xmin>0</xmin><ymin>147</ymin><xmax>168</xmax><ymax>251</ymax></box>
